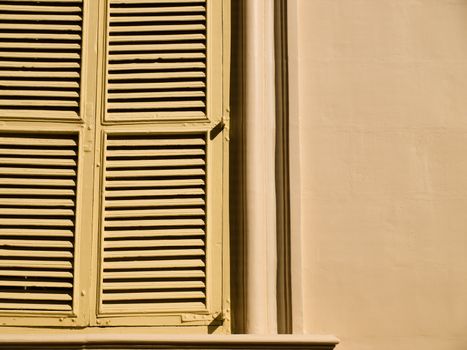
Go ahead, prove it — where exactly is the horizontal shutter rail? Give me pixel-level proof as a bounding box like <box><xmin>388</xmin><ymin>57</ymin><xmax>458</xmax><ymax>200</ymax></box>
<box><xmin>106</xmin><ymin>0</ymin><xmax>207</xmax><ymax>122</ymax></box>
<box><xmin>101</xmin><ymin>133</ymin><xmax>207</xmax><ymax>312</ymax></box>
<box><xmin>0</xmin><ymin>132</ymin><xmax>78</xmax><ymax>313</ymax></box>
<box><xmin>0</xmin><ymin>0</ymin><xmax>83</xmax><ymax>120</ymax></box>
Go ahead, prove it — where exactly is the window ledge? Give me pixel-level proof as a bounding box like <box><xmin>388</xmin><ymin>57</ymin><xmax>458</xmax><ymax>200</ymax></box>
<box><xmin>0</xmin><ymin>334</ymin><xmax>339</xmax><ymax>349</ymax></box>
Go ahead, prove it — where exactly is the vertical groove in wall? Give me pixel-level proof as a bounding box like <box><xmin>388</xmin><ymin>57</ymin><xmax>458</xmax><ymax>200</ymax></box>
<box><xmin>274</xmin><ymin>0</ymin><xmax>292</xmax><ymax>334</ymax></box>
<box><xmin>229</xmin><ymin>0</ymin><xmax>246</xmax><ymax>334</ymax></box>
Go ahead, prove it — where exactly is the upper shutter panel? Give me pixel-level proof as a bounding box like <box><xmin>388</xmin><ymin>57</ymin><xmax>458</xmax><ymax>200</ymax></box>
<box><xmin>105</xmin><ymin>0</ymin><xmax>207</xmax><ymax>122</ymax></box>
<box><xmin>0</xmin><ymin>0</ymin><xmax>83</xmax><ymax>120</ymax></box>
<box><xmin>0</xmin><ymin>132</ymin><xmax>78</xmax><ymax>313</ymax></box>
<box><xmin>100</xmin><ymin>132</ymin><xmax>207</xmax><ymax>313</ymax></box>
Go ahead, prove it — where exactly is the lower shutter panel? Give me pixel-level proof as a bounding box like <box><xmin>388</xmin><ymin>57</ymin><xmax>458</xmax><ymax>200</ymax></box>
<box><xmin>101</xmin><ymin>133</ymin><xmax>207</xmax><ymax>313</ymax></box>
<box><xmin>0</xmin><ymin>133</ymin><xmax>78</xmax><ymax>313</ymax></box>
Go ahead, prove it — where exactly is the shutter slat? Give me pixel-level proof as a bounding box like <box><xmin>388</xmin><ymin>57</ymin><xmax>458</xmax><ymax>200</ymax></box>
<box><xmin>108</xmin><ymin>111</ymin><xmax>206</xmax><ymax>121</ymax></box>
<box><xmin>0</xmin><ymin>270</ymin><xmax>73</xmax><ymax>278</ymax></box>
<box><xmin>110</xmin><ymin>15</ymin><xmax>205</xmax><ymax>23</ymax></box>
<box><xmin>103</xmin><ymin>291</ymin><xmax>205</xmax><ymax>302</ymax></box>
<box><xmin>0</xmin><ymin>148</ymin><xmax>77</xmax><ymax>157</ymax></box>
<box><xmin>0</xmin><ymin>110</ymin><xmax>78</xmax><ymax>119</ymax></box>
<box><xmin>106</xmin><ymin>188</ymin><xmax>204</xmax><ymax>197</ymax></box>
<box><xmin>109</xmin><ymin>24</ymin><xmax>204</xmax><ymax>33</ymax></box>
<box><xmin>105</xmin><ymin>208</ymin><xmax>204</xmax><ymax>218</ymax></box>
<box><xmin>0</xmin><ymin>5</ymin><xmax>82</xmax><ymax>12</ymax></box>
<box><xmin>0</xmin><ymin>61</ymin><xmax>80</xmax><ymax>69</ymax></box>
<box><xmin>0</xmin><ymin>302</ymin><xmax>71</xmax><ymax>311</ymax></box>
<box><xmin>0</xmin><ymin>157</ymin><xmax>76</xmax><ymax>167</ymax></box>
<box><xmin>108</xmin><ymin>101</ymin><xmax>205</xmax><ymax>110</ymax></box>
<box><xmin>0</xmin><ymin>23</ymin><xmax>81</xmax><ymax>31</ymax></box>
<box><xmin>106</xmin><ymin>169</ymin><xmax>205</xmax><ymax>178</ymax></box>
<box><xmin>107</xmin><ymin>81</ymin><xmax>205</xmax><ymax>90</ymax></box>
<box><xmin>0</xmin><ymin>292</ymin><xmax>71</xmax><ymax>302</ymax></box>
<box><xmin>109</xmin><ymin>33</ymin><xmax>205</xmax><ymax>43</ymax></box>
<box><xmin>0</xmin><ymin>260</ymin><xmax>72</xmax><ymax>269</ymax></box>
<box><xmin>103</xmin><ymin>259</ymin><xmax>205</xmax><ymax>269</ymax></box>
<box><xmin>104</xmin><ymin>239</ymin><xmax>204</xmax><ymax>249</ymax></box>
<box><xmin>105</xmin><ymin>198</ymin><xmax>204</xmax><ymax>208</ymax></box>
<box><xmin>110</xmin><ymin>6</ymin><xmax>205</xmax><ymax>14</ymax></box>
<box><xmin>104</xmin><ymin>281</ymin><xmax>205</xmax><ymax>290</ymax></box>
<box><xmin>0</xmin><ymin>207</ymin><xmax>74</xmax><ymax>216</ymax></box>
<box><xmin>0</xmin><ymin>249</ymin><xmax>73</xmax><ymax>259</ymax></box>
<box><xmin>0</xmin><ymin>70</ymin><xmax>80</xmax><ymax>78</ymax></box>
<box><xmin>106</xmin><ymin>158</ymin><xmax>204</xmax><ymax>168</ymax></box>
<box><xmin>109</xmin><ymin>44</ymin><xmax>205</xmax><ymax>52</ymax></box>
<box><xmin>106</xmin><ymin>179</ymin><xmax>204</xmax><ymax>188</ymax></box>
<box><xmin>0</xmin><ymin>80</ymin><xmax>79</xmax><ymax>88</ymax></box>
<box><xmin>0</xmin><ymin>136</ymin><xmax>77</xmax><ymax>147</ymax></box>
<box><xmin>0</xmin><ymin>167</ymin><xmax>76</xmax><ymax>177</ymax></box>
<box><xmin>104</xmin><ymin>218</ymin><xmax>204</xmax><ymax>228</ymax></box>
<box><xmin>0</xmin><ymin>188</ymin><xmax>74</xmax><ymax>196</ymax></box>
<box><xmin>0</xmin><ymin>178</ymin><xmax>75</xmax><ymax>187</ymax></box>
<box><xmin>0</xmin><ymin>14</ymin><xmax>81</xmax><ymax>22</ymax></box>
<box><xmin>0</xmin><ymin>229</ymin><xmax>73</xmax><ymax>238</ymax></box>
<box><xmin>104</xmin><ymin>248</ymin><xmax>204</xmax><ymax>259</ymax></box>
<box><xmin>107</xmin><ymin>137</ymin><xmax>205</xmax><ymax>147</ymax></box>
<box><xmin>0</xmin><ymin>240</ymin><xmax>73</xmax><ymax>249</ymax></box>
<box><xmin>104</xmin><ymin>269</ymin><xmax>204</xmax><ymax>279</ymax></box>
<box><xmin>0</xmin><ymin>198</ymin><xmax>74</xmax><ymax>207</ymax></box>
<box><xmin>0</xmin><ymin>218</ymin><xmax>74</xmax><ymax>227</ymax></box>
<box><xmin>108</xmin><ymin>91</ymin><xmax>204</xmax><ymax>99</ymax></box>
<box><xmin>0</xmin><ymin>281</ymin><xmax>73</xmax><ymax>289</ymax></box>
<box><xmin>104</xmin><ymin>228</ymin><xmax>204</xmax><ymax>239</ymax></box>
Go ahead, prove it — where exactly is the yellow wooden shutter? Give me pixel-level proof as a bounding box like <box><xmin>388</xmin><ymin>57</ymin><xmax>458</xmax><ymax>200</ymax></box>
<box><xmin>94</xmin><ymin>0</ymin><xmax>229</xmax><ymax>328</ymax></box>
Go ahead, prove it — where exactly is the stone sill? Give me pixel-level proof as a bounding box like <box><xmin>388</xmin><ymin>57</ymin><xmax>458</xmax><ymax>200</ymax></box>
<box><xmin>0</xmin><ymin>334</ymin><xmax>339</xmax><ymax>349</ymax></box>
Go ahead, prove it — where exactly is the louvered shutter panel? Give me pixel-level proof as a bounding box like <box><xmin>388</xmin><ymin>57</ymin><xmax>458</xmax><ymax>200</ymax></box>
<box><xmin>105</xmin><ymin>0</ymin><xmax>207</xmax><ymax>122</ymax></box>
<box><xmin>0</xmin><ymin>133</ymin><xmax>77</xmax><ymax>313</ymax></box>
<box><xmin>0</xmin><ymin>0</ymin><xmax>83</xmax><ymax>120</ymax></box>
<box><xmin>101</xmin><ymin>133</ymin><xmax>207</xmax><ymax>313</ymax></box>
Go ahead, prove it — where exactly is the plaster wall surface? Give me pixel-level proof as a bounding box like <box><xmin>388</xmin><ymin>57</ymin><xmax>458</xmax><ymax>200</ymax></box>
<box><xmin>289</xmin><ymin>1</ymin><xmax>467</xmax><ymax>349</ymax></box>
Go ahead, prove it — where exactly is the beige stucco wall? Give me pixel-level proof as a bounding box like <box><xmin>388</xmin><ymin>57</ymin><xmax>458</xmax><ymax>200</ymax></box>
<box><xmin>289</xmin><ymin>0</ymin><xmax>467</xmax><ymax>349</ymax></box>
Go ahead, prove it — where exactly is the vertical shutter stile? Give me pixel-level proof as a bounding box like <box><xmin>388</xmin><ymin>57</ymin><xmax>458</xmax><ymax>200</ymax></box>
<box><xmin>0</xmin><ymin>0</ymin><xmax>83</xmax><ymax>120</ymax></box>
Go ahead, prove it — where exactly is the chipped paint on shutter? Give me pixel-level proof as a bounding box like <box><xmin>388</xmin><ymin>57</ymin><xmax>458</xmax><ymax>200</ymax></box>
<box><xmin>105</xmin><ymin>0</ymin><xmax>207</xmax><ymax>122</ymax></box>
<box><xmin>0</xmin><ymin>0</ymin><xmax>83</xmax><ymax>120</ymax></box>
<box><xmin>0</xmin><ymin>132</ymin><xmax>78</xmax><ymax>313</ymax></box>
<box><xmin>100</xmin><ymin>132</ymin><xmax>207</xmax><ymax>313</ymax></box>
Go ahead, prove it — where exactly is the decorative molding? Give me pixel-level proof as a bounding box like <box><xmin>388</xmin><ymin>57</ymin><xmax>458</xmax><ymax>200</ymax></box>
<box><xmin>244</xmin><ymin>0</ymin><xmax>278</xmax><ymax>334</ymax></box>
<box><xmin>0</xmin><ymin>334</ymin><xmax>339</xmax><ymax>350</ymax></box>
